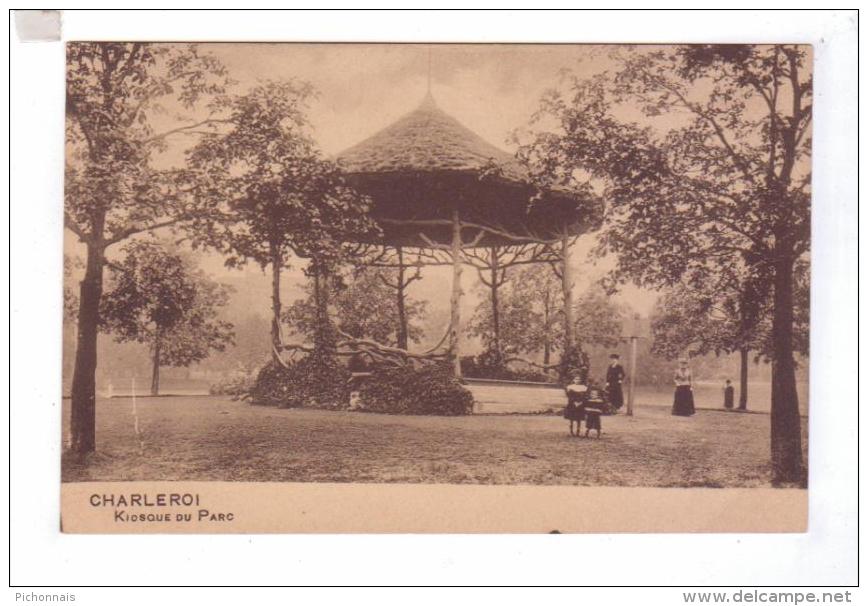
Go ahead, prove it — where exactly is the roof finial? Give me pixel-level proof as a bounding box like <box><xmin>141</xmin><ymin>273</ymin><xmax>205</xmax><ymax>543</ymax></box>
<box><xmin>419</xmin><ymin>46</ymin><xmax>437</xmax><ymax>110</ymax></box>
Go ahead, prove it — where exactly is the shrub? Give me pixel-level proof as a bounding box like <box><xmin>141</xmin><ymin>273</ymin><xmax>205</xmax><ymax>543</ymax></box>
<box><xmin>558</xmin><ymin>345</ymin><xmax>590</xmax><ymax>385</ymax></box>
<box><xmin>248</xmin><ymin>353</ymin><xmax>352</xmax><ymax>409</ymax></box>
<box><xmin>357</xmin><ymin>363</ymin><xmax>474</xmax><ymax>416</ymax></box>
<box><xmin>460</xmin><ymin>354</ymin><xmax>552</xmax><ymax>383</ymax></box>
<box><xmin>209</xmin><ymin>370</ymin><xmax>256</xmax><ymax>398</ymax></box>
<box><xmin>507</xmin><ymin>367</ymin><xmax>554</xmax><ymax>383</ymax></box>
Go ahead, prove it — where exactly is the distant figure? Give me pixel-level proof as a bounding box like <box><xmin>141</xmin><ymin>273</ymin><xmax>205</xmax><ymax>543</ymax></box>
<box><xmin>723</xmin><ymin>379</ymin><xmax>734</xmax><ymax>409</ymax></box>
<box><xmin>671</xmin><ymin>358</ymin><xmax>695</xmax><ymax>417</ymax></box>
<box><xmin>564</xmin><ymin>376</ymin><xmax>587</xmax><ymax>437</ymax></box>
<box><xmin>606</xmin><ymin>353</ymin><xmax>626</xmax><ymax>411</ymax></box>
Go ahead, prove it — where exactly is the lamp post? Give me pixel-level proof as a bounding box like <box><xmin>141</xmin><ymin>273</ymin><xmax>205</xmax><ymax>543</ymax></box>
<box><xmin>627</xmin><ymin>313</ymin><xmax>641</xmax><ymax>417</ymax></box>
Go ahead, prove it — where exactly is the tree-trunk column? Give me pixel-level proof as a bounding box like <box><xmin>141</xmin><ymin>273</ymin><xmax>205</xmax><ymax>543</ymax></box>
<box><xmin>490</xmin><ymin>246</ymin><xmax>501</xmax><ymax>362</ymax></box>
<box><xmin>396</xmin><ymin>246</ymin><xmax>408</xmax><ymax>350</ymax></box>
<box><xmin>449</xmin><ymin>209</ymin><xmax>464</xmax><ymax>377</ymax></box>
<box><xmin>560</xmin><ymin>235</ymin><xmax>575</xmax><ymax>353</ymax></box>
<box><xmin>269</xmin><ymin>242</ymin><xmax>282</xmax><ymax>363</ymax></box>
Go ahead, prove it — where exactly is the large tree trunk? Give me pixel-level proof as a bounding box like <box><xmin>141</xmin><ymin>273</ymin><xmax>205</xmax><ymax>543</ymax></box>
<box><xmin>269</xmin><ymin>242</ymin><xmax>282</xmax><ymax>363</ymax></box>
<box><xmin>489</xmin><ymin>246</ymin><xmax>501</xmax><ymax>363</ymax></box>
<box><xmin>770</xmin><ymin>247</ymin><xmax>803</xmax><ymax>484</ymax></box>
<box><xmin>449</xmin><ymin>209</ymin><xmax>463</xmax><ymax>377</ymax></box>
<box><xmin>150</xmin><ymin>334</ymin><xmax>161</xmax><ymax>396</ymax></box>
<box><xmin>395</xmin><ymin>246</ymin><xmax>408</xmax><ymax>350</ymax></box>
<box><xmin>738</xmin><ymin>347</ymin><xmax>749</xmax><ymax>410</ymax></box>
<box><xmin>69</xmin><ymin>242</ymin><xmax>105</xmax><ymax>454</ymax></box>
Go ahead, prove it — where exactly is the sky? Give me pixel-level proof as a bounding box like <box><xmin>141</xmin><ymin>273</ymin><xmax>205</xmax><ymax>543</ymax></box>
<box><xmin>66</xmin><ymin>43</ymin><xmax>659</xmax><ymax>321</ymax></box>
<box><xmin>202</xmin><ymin>43</ymin><xmax>614</xmax><ymax>157</ymax></box>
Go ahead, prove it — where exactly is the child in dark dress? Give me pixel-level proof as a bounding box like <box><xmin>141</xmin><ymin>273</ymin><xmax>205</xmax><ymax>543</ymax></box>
<box><xmin>723</xmin><ymin>379</ymin><xmax>734</xmax><ymax>409</ymax></box>
<box><xmin>564</xmin><ymin>376</ymin><xmax>587</xmax><ymax>436</ymax></box>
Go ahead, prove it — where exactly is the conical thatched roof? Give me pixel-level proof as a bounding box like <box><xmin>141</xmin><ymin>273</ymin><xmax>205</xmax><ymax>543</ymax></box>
<box><xmin>337</xmin><ymin>94</ymin><xmax>601</xmax><ymax>248</ymax></box>
<box><xmin>339</xmin><ymin>93</ymin><xmax>525</xmax><ymax>181</ymax></box>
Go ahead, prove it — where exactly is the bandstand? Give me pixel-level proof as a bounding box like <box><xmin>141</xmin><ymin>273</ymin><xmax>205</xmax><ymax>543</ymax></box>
<box><xmin>336</xmin><ymin>93</ymin><xmax>603</xmax><ymax>377</ymax></box>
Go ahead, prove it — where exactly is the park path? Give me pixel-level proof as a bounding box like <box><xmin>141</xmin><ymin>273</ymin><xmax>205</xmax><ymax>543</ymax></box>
<box><xmin>98</xmin><ymin>379</ymin><xmax>808</xmax><ymax>415</ymax></box>
<box><xmin>61</xmin><ymin>394</ymin><xmax>807</xmax><ymax>486</ymax></box>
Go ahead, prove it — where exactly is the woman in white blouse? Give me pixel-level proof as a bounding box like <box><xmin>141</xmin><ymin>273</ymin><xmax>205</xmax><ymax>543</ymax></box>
<box><xmin>671</xmin><ymin>358</ymin><xmax>695</xmax><ymax>416</ymax></box>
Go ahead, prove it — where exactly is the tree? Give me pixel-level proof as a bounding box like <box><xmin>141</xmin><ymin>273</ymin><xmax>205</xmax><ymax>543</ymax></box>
<box><xmin>65</xmin><ymin>42</ymin><xmax>230</xmax><ymax>452</ymax></box>
<box><xmin>651</xmin><ymin>279</ymin><xmax>766</xmax><ymax>410</ymax></box>
<box><xmin>652</xmin><ymin>250</ymin><xmax>773</xmax><ymax>411</ymax></box>
<box><xmin>574</xmin><ymin>289</ymin><xmax>625</xmax><ymax>348</ymax></box>
<box><xmin>469</xmin><ymin>264</ymin><xmax>555</xmax><ymax>364</ymax></box>
<box><xmin>185</xmin><ymin>80</ymin><xmax>378</xmax><ymax>360</ymax></box>
<box><xmin>204</xmin><ymin>313</ymin><xmax>271</xmax><ymax>374</ymax></box>
<box><xmin>513</xmin><ymin>265</ymin><xmax>561</xmax><ymax>365</ymax></box>
<box><xmin>100</xmin><ymin>241</ymin><xmax>234</xmax><ymax>395</ymax></box>
<box><xmin>470</xmin><ymin>264</ymin><xmax>623</xmax><ymax>370</ymax></box>
<box><xmin>653</xmin><ymin>256</ymin><xmax>810</xmax><ymax>410</ymax></box>
<box><xmin>520</xmin><ymin>45</ymin><xmax>811</xmax><ymax>483</ymax></box>
<box><xmin>463</xmin><ymin>244</ymin><xmax>556</xmax><ymax>364</ymax></box>
<box><xmin>284</xmin><ymin>266</ymin><xmax>427</xmax><ymax>348</ymax></box>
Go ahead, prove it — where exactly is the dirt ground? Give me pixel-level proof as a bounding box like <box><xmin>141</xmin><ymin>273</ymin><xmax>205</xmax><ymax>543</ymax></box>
<box><xmin>61</xmin><ymin>395</ymin><xmax>807</xmax><ymax>487</ymax></box>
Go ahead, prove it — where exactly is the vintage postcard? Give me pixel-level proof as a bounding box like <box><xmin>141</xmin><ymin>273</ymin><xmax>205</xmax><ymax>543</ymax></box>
<box><xmin>61</xmin><ymin>42</ymin><xmax>810</xmax><ymax>533</ymax></box>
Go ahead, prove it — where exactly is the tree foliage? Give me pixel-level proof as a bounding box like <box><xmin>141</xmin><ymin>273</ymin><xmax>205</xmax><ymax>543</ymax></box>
<box><xmin>185</xmin><ymin>80</ymin><xmax>379</xmax><ymax>356</ymax></box>
<box><xmin>186</xmin><ymin>80</ymin><xmax>377</xmax><ymax>270</ymax></box>
<box><xmin>519</xmin><ymin>44</ymin><xmax>811</xmax><ymax>482</ymax></box>
<box><xmin>519</xmin><ymin>47</ymin><xmax>810</xmax><ymax>292</ymax></box>
<box><xmin>65</xmin><ymin>42</ymin><xmax>232</xmax><ymax>451</ymax></box>
<box><xmin>65</xmin><ymin>43</ymin><xmax>231</xmax><ymax>250</ymax></box>
<box><xmin>206</xmin><ymin>313</ymin><xmax>271</xmax><ymax>374</ymax></box>
<box><xmin>468</xmin><ymin>265</ymin><xmax>551</xmax><ymax>359</ymax></box>
<box><xmin>573</xmin><ymin>289</ymin><xmax>625</xmax><ymax>350</ymax></box>
<box><xmin>469</xmin><ymin>265</ymin><xmax>624</xmax><ymax>361</ymax></box>
<box><xmin>652</xmin><ymin>256</ymin><xmax>809</xmax><ymax>362</ymax></box>
<box><xmin>284</xmin><ymin>266</ymin><xmax>427</xmax><ymax>348</ymax></box>
<box><xmin>651</xmin><ymin>280</ymin><xmax>765</xmax><ymax>361</ymax></box>
<box><xmin>63</xmin><ymin>254</ymin><xmax>83</xmax><ymax>323</ymax></box>
<box><xmin>101</xmin><ymin>240</ymin><xmax>234</xmax><ymax>376</ymax></box>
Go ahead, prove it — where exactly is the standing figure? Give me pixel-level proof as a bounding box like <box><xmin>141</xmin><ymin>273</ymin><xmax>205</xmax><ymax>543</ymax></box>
<box><xmin>671</xmin><ymin>358</ymin><xmax>695</xmax><ymax>417</ymax></box>
<box><xmin>582</xmin><ymin>378</ymin><xmax>605</xmax><ymax>438</ymax></box>
<box><xmin>723</xmin><ymin>379</ymin><xmax>734</xmax><ymax>409</ymax></box>
<box><xmin>564</xmin><ymin>376</ymin><xmax>587</xmax><ymax>437</ymax></box>
<box><xmin>606</xmin><ymin>353</ymin><xmax>626</xmax><ymax>412</ymax></box>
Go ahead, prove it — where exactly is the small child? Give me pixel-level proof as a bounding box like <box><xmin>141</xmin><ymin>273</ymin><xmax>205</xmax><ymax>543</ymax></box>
<box><xmin>564</xmin><ymin>376</ymin><xmax>587</xmax><ymax>437</ymax></box>
<box><xmin>723</xmin><ymin>379</ymin><xmax>734</xmax><ymax>409</ymax></box>
<box><xmin>583</xmin><ymin>379</ymin><xmax>605</xmax><ymax>438</ymax></box>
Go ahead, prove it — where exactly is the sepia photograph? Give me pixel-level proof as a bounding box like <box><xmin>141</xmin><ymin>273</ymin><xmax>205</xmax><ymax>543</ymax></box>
<box><xmin>59</xmin><ymin>41</ymin><xmax>812</xmax><ymax>532</ymax></box>
<box><xmin>8</xmin><ymin>4</ymin><xmax>862</xmax><ymax>595</ymax></box>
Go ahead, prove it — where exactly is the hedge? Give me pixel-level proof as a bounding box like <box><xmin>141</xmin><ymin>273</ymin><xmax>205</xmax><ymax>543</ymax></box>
<box><xmin>248</xmin><ymin>354</ymin><xmax>351</xmax><ymax>409</ymax></box>
<box><xmin>356</xmin><ymin>363</ymin><xmax>474</xmax><ymax>416</ymax></box>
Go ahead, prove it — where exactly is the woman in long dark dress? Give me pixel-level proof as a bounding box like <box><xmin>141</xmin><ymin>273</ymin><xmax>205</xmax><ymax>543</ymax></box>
<box><xmin>606</xmin><ymin>354</ymin><xmax>626</xmax><ymax>411</ymax></box>
<box><xmin>671</xmin><ymin>358</ymin><xmax>695</xmax><ymax>416</ymax></box>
